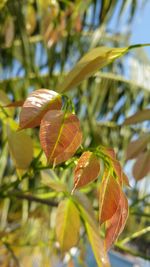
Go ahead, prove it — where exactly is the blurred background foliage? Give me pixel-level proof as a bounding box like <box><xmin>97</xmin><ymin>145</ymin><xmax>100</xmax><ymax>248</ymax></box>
<box><xmin>0</xmin><ymin>0</ymin><xmax>150</xmax><ymax>266</ymax></box>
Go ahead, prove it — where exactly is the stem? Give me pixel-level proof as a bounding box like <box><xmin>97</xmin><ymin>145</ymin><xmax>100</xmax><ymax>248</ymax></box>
<box><xmin>129</xmin><ymin>43</ymin><xmax>150</xmax><ymax>50</ymax></box>
<box><xmin>3</xmin><ymin>191</ymin><xmax>58</xmax><ymax>207</ymax></box>
<box><xmin>119</xmin><ymin>226</ymin><xmax>150</xmax><ymax>245</ymax></box>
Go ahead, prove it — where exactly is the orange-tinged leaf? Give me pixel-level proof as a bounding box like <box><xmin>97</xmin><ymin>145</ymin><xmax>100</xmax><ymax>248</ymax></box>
<box><xmin>56</xmin><ymin>199</ymin><xmax>80</xmax><ymax>251</ymax></box>
<box><xmin>58</xmin><ymin>46</ymin><xmax>128</xmax><ymax>92</ymax></box>
<box><xmin>99</xmin><ymin>171</ymin><xmax>121</xmax><ymax>225</ymax></box>
<box><xmin>133</xmin><ymin>151</ymin><xmax>150</xmax><ymax>180</ymax></box>
<box><xmin>126</xmin><ymin>134</ymin><xmax>150</xmax><ymax>160</ymax></box>
<box><xmin>19</xmin><ymin>89</ymin><xmax>62</xmax><ymax>129</ymax></box>
<box><xmin>73</xmin><ymin>151</ymin><xmax>100</xmax><ymax>191</ymax></box>
<box><xmin>105</xmin><ymin>191</ymin><xmax>128</xmax><ymax>250</ymax></box>
<box><xmin>39</xmin><ymin>110</ymin><xmax>82</xmax><ymax>165</ymax></box>
<box><xmin>100</xmin><ymin>146</ymin><xmax>116</xmax><ymax>159</ymax></box>
<box><xmin>7</xmin><ymin>126</ymin><xmax>33</xmax><ymax>169</ymax></box>
<box><xmin>124</xmin><ymin>109</ymin><xmax>150</xmax><ymax>124</ymax></box>
<box><xmin>4</xmin><ymin>100</ymin><xmax>24</xmax><ymax>108</ymax></box>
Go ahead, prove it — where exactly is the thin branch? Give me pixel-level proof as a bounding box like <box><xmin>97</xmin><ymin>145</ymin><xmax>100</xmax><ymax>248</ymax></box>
<box><xmin>115</xmin><ymin>243</ymin><xmax>150</xmax><ymax>260</ymax></box>
<box><xmin>4</xmin><ymin>191</ymin><xmax>58</xmax><ymax>207</ymax></box>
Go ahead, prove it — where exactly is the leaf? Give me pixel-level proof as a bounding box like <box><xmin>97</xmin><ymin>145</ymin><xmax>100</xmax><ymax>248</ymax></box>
<box><xmin>85</xmin><ymin>222</ymin><xmax>110</xmax><ymax>267</ymax></box>
<box><xmin>58</xmin><ymin>46</ymin><xmax>128</xmax><ymax>92</ymax></box>
<box><xmin>124</xmin><ymin>109</ymin><xmax>150</xmax><ymax>124</ymax></box>
<box><xmin>99</xmin><ymin>171</ymin><xmax>121</xmax><ymax>224</ymax></box>
<box><xmin>26</xmin><ymin>5</ymin><xmax>36</xmax><ymax>35</ymax></box>
<box><xmin>0</xmin><ymin>90</ymin><xmax>14</xmax><ymax>117</ymax></box>
<box><xmin>126</xmin><ymin>134</ymin><xmax>150</xmax><ymax>160</ymax></box>
<box><xmin>39</xmin><ymin>110</ymin><xmax>82</xmax><ymax>165</ymax></box>
<box><xmin>133</xmin><ymin>151</ymin><xmax>150</xmax><ymax>180</ymax></box>
<box><xmin>7</xmin><ymin>126</ymin><xmax>33</xmax><ymax>169</ymax></box>
<box><xmin>100</xmin><ymin>146</ymin><xmax>129</xmax><ymax>186</ymax></box>
<box><xmin>41</xmin><ymin>169</ymin><xmax>67</xmax><ymax>192</ymax></box>
<box><xmin>73</xmin><ymin>151</ymin><xmax>100</xmax><ymax>192</ymax></box>
<box><xmin>19</xmin><ymin>89</ymin><xmax>62</xmax><ymax>130</ymax></box>
<box><xmin>105</xmin><ymin>191</ymin><xmax>128</xmax><ymax>250</ymax></box>
<box><xmin>4</xmin><ymin>100</ymin><xmax>24</xmax><ymax>107</ymax></box>
<box><xmin>74</xmin><ymin>193</ymin><xmax>110</xmax><ymax>267</ymax></box>
<box><xmin>56</xmin><ymin>199</ymin><xmax>80</xmax><ymax>251</ymax></box>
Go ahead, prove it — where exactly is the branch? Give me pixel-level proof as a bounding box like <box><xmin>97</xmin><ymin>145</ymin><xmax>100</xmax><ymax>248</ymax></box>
<box><xmin>4</xmin><ymin>191</ymin><xmax>58</xmax><ymax>207</ymax></box>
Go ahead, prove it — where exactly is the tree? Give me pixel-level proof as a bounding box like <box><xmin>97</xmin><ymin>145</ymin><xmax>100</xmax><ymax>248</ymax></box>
<box><xmin>0</xmin><ymin>0</ymin><xmax>150</xmax><ymax>266</ymax></box>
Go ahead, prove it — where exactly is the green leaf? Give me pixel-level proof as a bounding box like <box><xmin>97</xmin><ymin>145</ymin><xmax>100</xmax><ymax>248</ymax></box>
<box><xmin>7</xmin><ymin>125</ymin><xmax>33</xmax><ymax>169</ymax></box>
<box><xmin>40</xmin><ymin>110</ymin><xmax>82</xmax><ymax>165</ymax></box>
<box><xmin>19</xmin><ymin>89</ymin><xmax>62</xmax><ymax>130</ymax></box>
<box><xmin>86</xmin><ymin>222</ymin><xmax>110</xmax><ymax>267</ymax></box>
<box><xmin>124</xmin><ymin>109</ymin><xmax>150</xmax><ymax>125</ymax></box>
<box><xmin>58</xmin><ymin>46</ymin><xmax>128</xmax><ymax>92</ymax></box>
<box><xmin>56</xmin><ymin>199</ymin><xmax>80</xmax><ymax>251</ymax></box>
<box><xmin>73</xmin><ymin>151</ymin><xmax>100</xmax><ymax>192</ymax></box>
<box><xmin>41</xmin><ymin>169</ymin><xmax>67</xmax><ymax>192</ymax></box>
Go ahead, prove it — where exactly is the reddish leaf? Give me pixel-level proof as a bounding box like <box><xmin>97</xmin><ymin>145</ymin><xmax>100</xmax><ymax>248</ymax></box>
<box><xmin>101</xmin><ymin>146</ymin><xmax>116</xmax><ymax>159</ymax></box>
<box><xmin>105</xmin><ymin>191</ymin><xmax>128</xmax><ymax>250</ymax></box>
<box><xmin>39</xmin><ymin>110</ymin><xmax>82</xmax><ymax>165</ymax></box>
<box><xmin>99</xmin><ymin>171</ymin><xmax>121</xmax><ymax>225</ymax></box>
<box><xmin>101</xmin><ymin>147</ymin><xmax>129</xmax><ymax>186</ymax></box>
<box><xmin>19</xmin><ymin>89</ymin><xmax>62</xmax><ymax>129</ymax></box>
<box><xmin>73</xmin><ymin>151</ymin><xmax>100</xmax><ymax>192</ymax></box>
<box><xmin>133</xmin><ymin>151</ymin><xmax>150</xmax><ymax>180</ymax></box>
<box><xmin>4</xmin><ymin>100</ymin><xmax>24</xmax><ymax>107</ymax></box>
<box><xmin>124</xmin><ymin>109</ymin><xmax>150</xmax><ymax>124</ymax></box>
<box><xmin>126</xmin><ymin>134</ymin><xmax>150</xmax><ymax>160</ymax></box>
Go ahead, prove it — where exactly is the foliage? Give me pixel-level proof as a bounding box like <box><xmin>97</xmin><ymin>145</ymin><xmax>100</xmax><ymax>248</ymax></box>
<box><xmin>0</xmin><ymin>0</ymin><xmax>150</xmax><ymax>266</ymax></box>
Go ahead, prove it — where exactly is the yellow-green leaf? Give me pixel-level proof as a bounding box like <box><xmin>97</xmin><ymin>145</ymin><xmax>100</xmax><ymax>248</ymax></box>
<box><xmin>7</xmin><ymin>126</ymin><xmax>33</xmax><ymax>169</ymax></box>
<box><xmin>86</xmin><ymin>222</ymin><xmax>110</xmax><ymax>267</ymax></box>
<box><xmin>58</xmin><ymin>46</ymin><xmax>128</xmax><ymax>92</ymax></box>
<box><xmin>41</xmin><ymin>169</ymin><xmax>67</xmax><ymax>192</ymax></box>
<box><xmin>56</xmin><ymin>199</ymin><xmax>80</xmax><ymax>251</ymax></box>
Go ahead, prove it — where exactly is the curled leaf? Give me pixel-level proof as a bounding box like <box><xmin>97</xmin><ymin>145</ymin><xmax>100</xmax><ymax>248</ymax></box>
<box><xmin>73</xmin><ymin>151</ymin><xmax>100</xmax><ymax>192</ymax></box>
<box><xmin>105</xmin><ymin>191</ymin><xmax>128</xmax><ymax>250</ymax></box>
<box><xmin>99</xmin><ymin>171</ymin><xmax>121</xmax><ymax>225</ymax></box>
<box><xmin>19</xmin><ymin>89</ymin><xmax>62</xmax><ymax>129</ymax></box>
<box><xmin>39</xmin><ymin>110</ymin><xmax>82</xmax><ymax>165</ymax></box>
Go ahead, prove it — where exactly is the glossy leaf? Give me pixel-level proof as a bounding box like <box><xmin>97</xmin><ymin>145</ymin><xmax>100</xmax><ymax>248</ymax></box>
<box><xmin>56</xmin><ymin>199</ymin><xmax>80</xmax><ymax>251</ymax></box>
<box><xmin>133</xmin><ymin>151</ymin><xmax>150</xmax><ymax>180</ymax></box>
<box><xmin>39</xmin><ymin>110</ymin><xmax>82</xmax><ymax>165</ymax></box>
<box><xmin>105</xmin><ymin>191</ymin><xmax>128</xmax><ymax>250</ymax></box>
<box><xmin>58</xmin><ymin>46</ymin><xmax>128</xmax><ymax>92</ymax></box>
<box><xmin>126</xmin><ymin>134</ymin><xmax>150</xmax><ymax>160</ymax></box>
<box><xmin>7</xmin><ymin>126</ymin><xmax>33</xmax><ymax>169</ymax></box>
<box><xmin>73</xmin><ymin>151</ymin><xmax>100</xmax><ymax>192</ymax></box>
<box><xmin>19</xmin><ymin>89</ymin><xmax>62</xmax><ymax>129</ymax></box>
<box><xmin>99</xmin><ymin>171</ymin><xmax>121</xmax><ymax>224</ymax></box>
<box><xmin>124</xmin><ymin>109</ymin><xmax>150</xmax><ymax>124</ymax></box>
<box><xmin>41</xmin><ymin>169</ymin><xmax>67</xmax><ymax>192</ymax></box>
